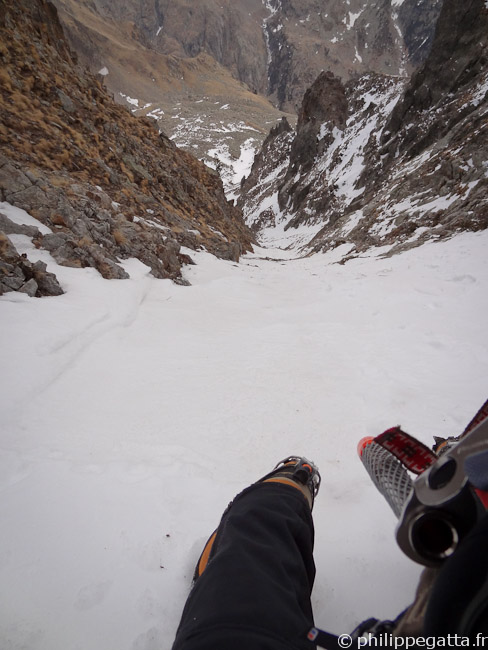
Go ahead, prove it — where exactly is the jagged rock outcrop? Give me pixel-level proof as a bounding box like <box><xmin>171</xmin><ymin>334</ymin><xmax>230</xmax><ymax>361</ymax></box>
<box><xmin>279</xmin><ymin>72</ymin><xmax>348</xmax><ymax>211</ymax></box>
<box><xmin>239</xmin><ymin>0</ymin><xmax>488</xmax><ymax>255</ymax></box>
<box><xmin>0</xmin><ymin>0</ymin><xmax>254</xmax><ymax>296</ymax></box>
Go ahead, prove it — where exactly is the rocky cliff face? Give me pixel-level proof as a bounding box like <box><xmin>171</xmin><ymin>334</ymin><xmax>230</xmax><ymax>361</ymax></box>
<box><xmin>156</xmin><ymin>0</ymin><xmax>441</xmax><ymax>111</ymax></box>
<box><xmin>0</xmin><ymin>0</ymin><xmax>254</xmax><ymax>297</ymax></box>
<box><xmin>239</xmin><ymin>0</ymin><xmax>488</xmax><ymax>255</ymax></box>
<box><xmin>397</xmin><ymin>0</ymin><xmax>443</xmax><ymax>68</ymax></box>
<box><xmin>383</xmin><ymin>0</ymin><xmax>488</xmax><ymax>157</ymax></box>
<box><xmin>53</xmin><ymin>0</ymin><xmax>441</xmax><ymax>114</ymax></box>
<box><xmin>239</xmin><ymin>116</ymin><xmax>295</xmax><ymax>236</ymax></box>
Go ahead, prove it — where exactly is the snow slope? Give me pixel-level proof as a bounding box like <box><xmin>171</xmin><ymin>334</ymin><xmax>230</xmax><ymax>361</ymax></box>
<box><xmin>1</xmin><ymin>206</ymin><xmax>488</xmax><ymax>649</ymax></box>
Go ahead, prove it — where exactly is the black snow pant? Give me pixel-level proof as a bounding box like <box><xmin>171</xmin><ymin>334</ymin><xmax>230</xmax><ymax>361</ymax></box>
<box><xmin>171</xmin><ymin>481</ymin><xmax>316</xmax><ymax>650</ymax></box>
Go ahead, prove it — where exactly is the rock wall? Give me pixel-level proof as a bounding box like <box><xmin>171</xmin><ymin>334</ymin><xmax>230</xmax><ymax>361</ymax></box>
<box><xmin>397</xmin><ymin>0</ymin><xmax>443</xmax><ymax>68</ymax></box>
<box><xmin>238</xmin><ymin>117</ymin><xmax>294</xmax><ymax>235</ymax></box>
<box><xmin>383</xmin><ymin>0</ymin><xmax>488</xmax><ymax>158</ymax></box>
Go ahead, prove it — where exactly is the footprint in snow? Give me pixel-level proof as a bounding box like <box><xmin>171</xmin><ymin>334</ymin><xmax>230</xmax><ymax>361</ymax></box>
<box><xmin>137</xmin><ymin>589</ymin><xmax>164</xmax><ymax>620</ymax></box>
<box><xmin>74</xmin><ymin>580</ymin><xmax>112</xmax><ymax>610</ymax></box>
<box><xmin>131</xmin><ymin>626</ymin><xmax>163</xmax><ymax>650</ymax></box>
<box><xmin>448</xmin><ymin>274</ymin><xmax>476</xmax><ymax>284</ymax></box>
<box><xmin>428</xmin><ymin>340</ymin><xmax>445</xmax><ymax>350</ymax></box>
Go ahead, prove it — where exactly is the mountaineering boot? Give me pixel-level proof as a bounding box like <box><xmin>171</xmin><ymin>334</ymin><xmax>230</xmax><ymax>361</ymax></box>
<box><xmin>259</xmin><ymin>456</ymin><xmax>321</xmax><ymax>510</ymax></box>
<box><xmin>193</xmin><ymin>455</ymin><xmax>321</xmax><ymax>581</ymax></box>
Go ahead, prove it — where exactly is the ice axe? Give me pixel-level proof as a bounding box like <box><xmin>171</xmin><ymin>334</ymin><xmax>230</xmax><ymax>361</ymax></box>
<box><xmin>358</xmin><ymin>400</ymin><xmax>488</xmax><ymax>566</ymax></box>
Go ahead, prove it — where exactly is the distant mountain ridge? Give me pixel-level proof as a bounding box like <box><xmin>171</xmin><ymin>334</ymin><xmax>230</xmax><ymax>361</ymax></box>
<box><xmin>44</xmin><ymin>0</ymin><xmax>445</xmax><ymax>210</ymax></box>
<box><xmin>49</xmin><ymin>0</ymin><xmax>444</xmax><ymax>205</ymax></box>
<box><xmin>53</xmin><ymin>0</ymin><xmax>442</xmax><ymax>113</ymax></box>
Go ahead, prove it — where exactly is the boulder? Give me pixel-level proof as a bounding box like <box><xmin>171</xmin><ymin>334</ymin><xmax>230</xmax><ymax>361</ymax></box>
<box><xmin>0</xmin><ymin>212</ymin><xmax>40</xmax><ymax>237</ymax></box>
<box><xmin>0</xmin><ymin>231</ymin><xmax>64</xmax><ymax>297</ymax></box>
<box><xmin>18</xmin><ymin>278</ymin><xmax>38</xmax><ymax>296</ymax></box>
<box><xmin>0</xmin><ymin>230</ymin><xmax>20</xmax><ymax>264</ymax></box>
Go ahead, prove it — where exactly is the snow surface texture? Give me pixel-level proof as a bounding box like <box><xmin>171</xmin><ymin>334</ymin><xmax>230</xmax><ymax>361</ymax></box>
<box><xmin>1</xmin><ymin>203</ymin><xmax>488</xmax><ymax>649</ymax></box>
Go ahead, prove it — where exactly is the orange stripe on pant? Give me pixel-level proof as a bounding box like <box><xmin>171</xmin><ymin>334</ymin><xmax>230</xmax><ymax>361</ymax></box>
<box><xmin>196</xmin><ymin>531</ymin><xmax>218</xmax><ymax>579</ymax></box>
